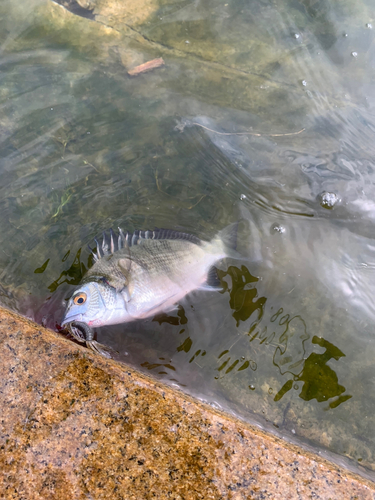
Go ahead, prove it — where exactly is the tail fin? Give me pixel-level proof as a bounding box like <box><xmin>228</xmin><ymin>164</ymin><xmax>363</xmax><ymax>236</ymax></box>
<box><xmin>216</xmin><ymin>222</ymin><xmax>242</xmax><ymax>260</ymax></box>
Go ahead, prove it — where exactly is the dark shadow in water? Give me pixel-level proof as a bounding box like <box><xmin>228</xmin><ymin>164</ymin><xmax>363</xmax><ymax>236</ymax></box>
<box><xmin>34</xmin><ymin>259</ymin><xmax>50</xmax><ymax>274</ymax></box>
<box><xmin>34</xmin><ymin>248</ymin><xmax>94</xmax><ymax>293</ymax></box>
<box><xmin>213</xmin><ymin>265</ymin><xmax>351</xmax><ymax>409</ymax></box>
<box><xmin>217</xmin><ymin>265</ymin><xmax>266</xmax><ymax>327</ymax></box>
<box><xmin>153</xmin><ymin>305</ymin><xmax>188</xmax><ymax>326</ymax></box>
<box><xmin>274</xmin><ymin>336</ymin><xmax>353</xmax><ymax>408</ymax></box>
<box><xmin>47</xmin><ymin>248</ymin><xmax>91</xmax><ymax>293</ymax></box>
<box><xmin>131</xmin><ymin>263</ymin><xmax>352</xmax><ymax>410</ymax></box>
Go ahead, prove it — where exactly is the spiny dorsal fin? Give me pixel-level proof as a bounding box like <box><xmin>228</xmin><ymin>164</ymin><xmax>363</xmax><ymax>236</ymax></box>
<box><xmin>110</xmin><ymin>228</ymin><xmax>115</xmax><ymax>254</ymax></box>
<box><xmin>88</xmin><ymin>244</ymin><xmax>99</xmax><ymax>262</ymax></box>
<box><xmin>149</xmin><ymin>228</ymin><xmax>201</xmax><ymax>245</ymax></box>
<box><xmin>94</xmin><ymin>238</ymin><xmax>102</xmax><ymax>258</ymax></box>
<box><xmin>92</xmin><ymin>227</ymin><xmax>201</xmax><ymax>260</ymax></box>
<box><xmin>102</xmin><ymin>232</ymin><xmax>109</xmax><ymax>255</ymax></box>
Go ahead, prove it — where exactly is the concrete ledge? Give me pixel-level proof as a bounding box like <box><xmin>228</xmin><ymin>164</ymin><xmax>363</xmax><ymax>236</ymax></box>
<box><xmin>0</xmin><ymin>308</ymin><xmax>374</xmax><ymax>499</ymax></box>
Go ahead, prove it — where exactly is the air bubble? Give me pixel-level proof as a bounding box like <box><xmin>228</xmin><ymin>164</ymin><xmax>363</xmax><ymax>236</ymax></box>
<box><xmin>293</xmin><ymin>33</ymin><xmax>300</xmax><ymax>39</ymax></box>
<box><xmin>271</xmin><ymin>223</ymin><xmax>286</xmax><ymax>234</ymax></box>
<box><xmin>240</xmin><ymin>193</ymin><xmax>247</xmax><ymax>201</ymax></box>
<box><xmin>249</xmin><ymin>384</ymin><xmax>255</xmax><ymax>390</ymax></box>
<box><xmin>319</xmin><ymin>191</ymin><xmax>340</xmax><ymax>209</ymax></box>
<box><xmin>351</xmin><ymin>51</ymin><xmax>358</xmax><ymax>58</ymax></box>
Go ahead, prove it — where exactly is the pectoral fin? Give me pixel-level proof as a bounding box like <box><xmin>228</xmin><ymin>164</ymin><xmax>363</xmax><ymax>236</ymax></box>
<box><xmin>118</xmin><ymin>257</ymin><xmax>132</xmax><ymax>275</ymax></box>
<box><xmin>102</xmin><ymin>257</ymin><xmax>132</xmax><ymax>292</ymax></box>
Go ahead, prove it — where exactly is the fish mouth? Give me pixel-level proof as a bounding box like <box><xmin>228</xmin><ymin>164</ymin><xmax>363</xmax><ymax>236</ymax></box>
<box><xmin>61</xmin><ymin>313</ymin><xmax>83</xmax><ymax>327</ymax></box>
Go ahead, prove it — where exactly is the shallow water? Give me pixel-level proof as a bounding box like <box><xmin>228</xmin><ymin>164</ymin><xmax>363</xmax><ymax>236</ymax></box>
<box><xmin>1</xmin><ymin>0</ymin><xmax>375</xmax><ymax>475</ymax></box>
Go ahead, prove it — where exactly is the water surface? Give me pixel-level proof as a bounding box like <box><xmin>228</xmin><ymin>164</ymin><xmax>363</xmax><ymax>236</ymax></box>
<box><xmin>1</xmin><ymin>0</ymin><xmax>375</xmax><ymax>476</ymax></box>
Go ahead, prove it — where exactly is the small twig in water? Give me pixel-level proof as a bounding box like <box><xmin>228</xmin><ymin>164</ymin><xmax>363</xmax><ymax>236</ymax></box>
<box><xmin>128</xmin><ymin>58</ymin><xmax>165</xmax><ymax>76</ymax></box>
<box><xmin>191</xmin><ymin>122</ymin><xmax>305</xmax><ymax>137</ymax></box>
<box><xmin>186</xmin><ymin>194</ymin><xmax>206</xmax><ymax>209</ymax></box>
<box><xmin>83</xmin><ymin>159</ymin><xmax>100</xmax><ymax>173</ymax></box>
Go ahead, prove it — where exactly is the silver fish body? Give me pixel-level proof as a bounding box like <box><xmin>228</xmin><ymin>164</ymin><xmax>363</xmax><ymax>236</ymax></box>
<box><xmin>61</xmin><ymin>225</ymin><xmax>238</xmax><ymax>328</ymax></box>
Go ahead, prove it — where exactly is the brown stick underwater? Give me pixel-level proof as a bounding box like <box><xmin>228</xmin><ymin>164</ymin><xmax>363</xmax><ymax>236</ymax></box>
<box><xmin>128</xmin><ymin>58</ymin><xmax>165</xmax><ymax>76</ymax></box>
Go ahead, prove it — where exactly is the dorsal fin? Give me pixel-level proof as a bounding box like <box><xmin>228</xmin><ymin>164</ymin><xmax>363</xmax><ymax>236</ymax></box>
<box><xmin>110</xmin><ymin>228</ymin><xmax>116</xmax><ymax>254</ymax></box>
<box><xmin>94</xmin><ymin>238</ymin><xmax>102</xmax><ymax>258</ymax></box>
<box><xmin>149</xmin><ymin>228</ymin><xmax>201</xmax><ymax>245</ymax></box>
<box><xmin>102</xmin><ymin>232</ymin><xmax>109</xmax><ymax>255</ymax></box>
<box><xmin>87</xmin><ymin>244</ymin><xmax>99</xmax><ymax>262</ymax></box>
<box><xmin>92</xmin><ymin>227</ymin><xmax>202</xmax><ymax>260</ymax></box>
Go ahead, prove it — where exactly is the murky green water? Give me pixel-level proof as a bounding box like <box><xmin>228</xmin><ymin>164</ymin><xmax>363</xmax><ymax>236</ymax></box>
<box><xmin>1</xmin><ymin>0</ymin><xmax>375</xmax><ymax>476</ymax></box>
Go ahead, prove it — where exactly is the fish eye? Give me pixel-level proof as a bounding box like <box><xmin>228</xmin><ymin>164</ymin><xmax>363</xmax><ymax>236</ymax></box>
<box><xmin>73</xmin><ymin>292</ymin><xmax>87</xmax><ymax>305</ymax></box>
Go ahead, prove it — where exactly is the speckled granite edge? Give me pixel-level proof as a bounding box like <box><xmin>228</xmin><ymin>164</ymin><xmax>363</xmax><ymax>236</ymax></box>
<box><xmin>1</xmin><ymin>306</ymin><xmax>374</xmax><ymax>500</ymax></box>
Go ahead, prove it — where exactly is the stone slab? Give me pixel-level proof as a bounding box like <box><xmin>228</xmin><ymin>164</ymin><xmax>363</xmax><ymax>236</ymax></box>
<box><xmin>0</xmin><ymin>307</ymin><xmax>374</xmax><ymax>499</ymax></box>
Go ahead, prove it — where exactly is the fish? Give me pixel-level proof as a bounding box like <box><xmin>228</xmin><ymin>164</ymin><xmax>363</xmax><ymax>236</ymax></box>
<box><xmin>61</xmin><ymin>224</ymin><xmax>240</xmax><ymax>354</ymax></box>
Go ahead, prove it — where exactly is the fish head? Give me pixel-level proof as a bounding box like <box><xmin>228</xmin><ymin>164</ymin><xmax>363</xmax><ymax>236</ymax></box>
<box><xmin>61</xmin><ymin>280</ymin><xmax>125</xmax><ymax>328</ymax></box>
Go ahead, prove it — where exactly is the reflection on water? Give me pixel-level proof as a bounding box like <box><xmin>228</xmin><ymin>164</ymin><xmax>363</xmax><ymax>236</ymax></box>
<box><xmin>153</xmin><ymin>306</ymin><xmax>188</xmax><ymax>327</ymax></box>
<box><xmin>46</xmin><ymin>248</ymin><xmax>93</xmax><ymax>294</ymax></box>
<box><xmin>138</xmin><ymin>265</ymin><xmax>351</xmax><ymax>411</ymax></box>
<box><xmin>281</xmin><ymin>336</ymin><xmax>352</xmax><ymax>408</ymax></box>
<box><xmin>218</xmin><ymin>265</ymin><xmax>265</xmax><ymax>326</ymax></box>
<box><xmin>2</xmin><ymin>0</ymin><xmax>375</xmax><ymax>477</ymax></box>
